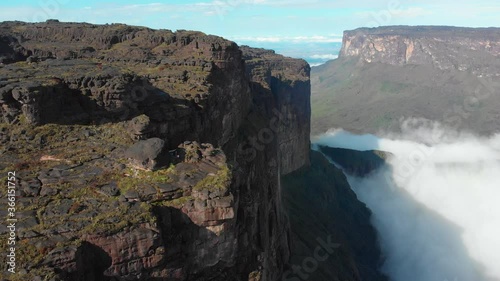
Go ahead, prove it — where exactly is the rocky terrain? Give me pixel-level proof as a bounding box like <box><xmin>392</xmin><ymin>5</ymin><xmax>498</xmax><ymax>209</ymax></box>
<box><xmin>0</xmin><ymin>20</ymin><xmax>387</xmax><ymax>281</ymax></box>
<box><xmin>311</xmin><ymin>26</ymin><xmax>500</xmax><ymax>135</ymax></box>
<box><xmin>0</xmin><ymin>20</ymin><xmax>311</xmax><ymax>281</ymax></box>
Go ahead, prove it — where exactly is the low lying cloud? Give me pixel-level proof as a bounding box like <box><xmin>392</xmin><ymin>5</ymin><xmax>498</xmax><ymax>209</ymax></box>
<box><xmin>316</xmin><ymin>123</ymin><xmax>500</xmax><ymax>281</ymax></box>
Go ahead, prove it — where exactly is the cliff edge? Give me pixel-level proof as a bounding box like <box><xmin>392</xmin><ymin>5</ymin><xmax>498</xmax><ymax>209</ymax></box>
<box><xmin>0</xmin><ymin>21</ymin><xmax>310</xmax><ymax>281</ymax></box>
<box><xmin>0</xmin><ymin>20</ymin><xmax>387</xmax><ymax>281</ymax></box>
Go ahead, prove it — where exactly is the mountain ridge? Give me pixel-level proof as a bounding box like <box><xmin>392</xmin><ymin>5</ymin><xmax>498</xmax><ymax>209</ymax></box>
<box><xmin>312</xmin><ymin>25</ymin><xmax>500</xmax><ymax>136</ymax></box>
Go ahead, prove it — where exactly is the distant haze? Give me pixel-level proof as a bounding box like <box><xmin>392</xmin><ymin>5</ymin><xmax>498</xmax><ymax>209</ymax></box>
<box><xmin>232</xmin><ymin>40</ymin><xmax>341</xmax><ymax>66</ymax></box>
<box><xmin>315</xmin><ymin>121</ymin><xmax>500</xmax><ymax>281</ymax></box>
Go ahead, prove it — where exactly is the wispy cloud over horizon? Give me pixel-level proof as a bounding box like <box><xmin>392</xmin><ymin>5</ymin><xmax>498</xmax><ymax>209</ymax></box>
<box><xmin>310</xmin><ymin>54</ymin><xmax>339</xmax><ymax>60</ymax></box>
<box><xmin>230</xmin><ymin>35</ymin><xmax>343</xmax><ymax>43</ymax></box>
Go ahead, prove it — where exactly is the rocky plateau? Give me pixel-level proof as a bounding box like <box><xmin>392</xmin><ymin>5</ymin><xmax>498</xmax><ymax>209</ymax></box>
<box><xmin>0</xmin><ymin>20</ymin><xmax>385</xmax><ymax>281</ymax></box>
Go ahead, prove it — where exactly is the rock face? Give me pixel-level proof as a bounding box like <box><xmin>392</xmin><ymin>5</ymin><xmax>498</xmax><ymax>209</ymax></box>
<box><xmin>312</xmin><ymin>26</ymin><xmax>500</xmax><ymax>135</ymax></box>
<box><xmin>241</xmin><ymin>46</ymin><xmax>311</xmax><ymax>174</ymax></box>
<box><xmin>340</xmin><ymin>26</ymin><xmax>500</xmax><ymax>76</ymax></box>
<box><xmin>318</xmin><ymin>146</ymin><xmax>390</xmax><ymax>177</ymax></box>
<box><xmin>0</xmin><ymin>21</ymin><xmax>310</xmax><ymax>281</ymax></box>
<box><xmin>281</xmin><ymin>151</ymin><xmax>388</xmax><ymax>281</ymax></box>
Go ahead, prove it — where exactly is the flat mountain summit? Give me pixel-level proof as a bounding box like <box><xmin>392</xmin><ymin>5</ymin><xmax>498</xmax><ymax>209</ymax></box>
<box><xmin>0</xmin><ymin>20</ymin><xmax>315</xmax><ymax>280</ymax></box>
<box><xmin>312</xmin><ymin>25</ymin><xmax>500</xmax><ymax>135</ymax></box>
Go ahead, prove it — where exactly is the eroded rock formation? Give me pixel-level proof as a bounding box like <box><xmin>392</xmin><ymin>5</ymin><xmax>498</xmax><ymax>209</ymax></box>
<box><xmin>340</xmin><ymin>26</ymin><xmax>500</xmax><ymax>76</ymax></box>
<box><xmin>0</xmin><ymin>21</ymin><xmax>310</xmax><ymax>281</ymax></box>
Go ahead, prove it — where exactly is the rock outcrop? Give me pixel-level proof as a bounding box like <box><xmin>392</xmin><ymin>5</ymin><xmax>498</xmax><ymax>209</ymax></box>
<box><xmin>318</xmin><ymin>146</ymin><xmax>390</xmax><ymax>177</ymax></box>
<box><xmin>125</xmin><ymin>138</ymin><xmax>171</xmax><ymax>171</ymax></box>
<box><xmin>0</xmin><ymin>21</ymin><xmax>310</xmax><ymax>281</ymax></box>
<box><xmin>0</xmin><ymin>20</ymin><xmax>251</xmax><ymax>149</ymax></box>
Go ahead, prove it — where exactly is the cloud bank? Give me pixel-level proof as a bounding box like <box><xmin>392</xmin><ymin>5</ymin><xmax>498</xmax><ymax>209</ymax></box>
<box><xmin>316</xmin><ymin>124</ymin><xmax>500</xmax><ymax>281</ymax></box>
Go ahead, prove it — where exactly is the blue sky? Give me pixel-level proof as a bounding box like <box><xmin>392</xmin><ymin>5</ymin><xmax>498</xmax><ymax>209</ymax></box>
<box><xmin>1</xmin><ymin>0</ymin><xmax>499</xmax><ymax>65</ymax></box>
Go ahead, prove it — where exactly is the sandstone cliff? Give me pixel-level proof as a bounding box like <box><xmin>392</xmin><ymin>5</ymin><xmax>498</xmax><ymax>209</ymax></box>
<box><xmin>240</xmin><ymin>46</ymin><xmax>311</xmax><ymax>175</ymax></box>
<box><xmin>0</xmin><ymin>21</ymin><xmax>310</xmax><ymax>281</ymax></box>
<box><xmin>312</xmin><ymin>26</ymin><xmax>500</xmax><ymax>135</ymax></box>
<box><xmin>340</xmin><ymin>26</ymin><xmax>500</xmax><ymax>76</ymax></box>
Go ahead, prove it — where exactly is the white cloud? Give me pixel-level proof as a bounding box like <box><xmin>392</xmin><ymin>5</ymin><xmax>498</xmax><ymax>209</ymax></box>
<box><xmin>316</xmin><ymin>124</ymin><xmax>500</xmax><ymax>280</ymax></box>
<box><xmin>310</xmin><ymin>63</ymin><xmax>326</xmax><ymax>67</ymax></box>
<box><xmin>310</xmin><ymin>54</ymin><xmax>338</xmax><ymax>60</ymax></box>
<box><xmin>231</xmin><ymin>35</ymin><xmax>343</xmax><ymax>43</ymax></box>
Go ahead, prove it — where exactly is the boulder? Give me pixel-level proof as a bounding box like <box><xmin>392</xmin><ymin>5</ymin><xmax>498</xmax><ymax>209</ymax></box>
<box><xmin>124</xmin><ymin>138</ymin><xmax>170</xmax><ymax>170</ymax></box>
<box><xmin>129</xmin><ymin>114</ymin><xmax>152</xmax><ymax>139</ymax></box>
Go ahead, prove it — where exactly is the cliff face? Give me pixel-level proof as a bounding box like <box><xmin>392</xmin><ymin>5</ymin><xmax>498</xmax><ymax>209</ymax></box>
<box><xmin>312</xmin><ymin>26</ymin><xmax>500</xmax><ymax>135</ymax></box>
<box><xmin>281</xmin><ymin>151</ymin><xmax>388</xmax><ymax>281</ymax></box>
<box><xmin>0</xmin><ymin>21</ymin><xmax>310</xmax><ymax>281</ymax></box>
<box><xmin>340</xmin><ymin>26</ymin><xmax>500</xmax><ymax>76</ymax></box>
<box><xmin>240</xmin><ymin>46</ymin><xmax>311</xmax><ymax>175</ymax></box>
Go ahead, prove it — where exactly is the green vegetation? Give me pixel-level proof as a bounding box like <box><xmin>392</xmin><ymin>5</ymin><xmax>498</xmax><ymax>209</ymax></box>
<box><xmin>117</xmin><ymin>166</ymin><xmax>174</xmax><ymax>193</ymax></box>
<box><xmin>373</xmin><ymin>113</ymin><xmax>393</xmax><ymax>129</ymax></box>
<box><xmin>154</xmin><ymin>195</ymin><xmax>193</xmax><ymax>208</ymax></box>
<box><xmin>193</xmin><ymin>164</ymin><xmax>231</xmax><ymax>192</ymax></box>
<box><xmin>282</xmin><ymin>151</ymin><xmax>388</xmax><ymax>281</ymax></box>
<box><xmin>379</xmin><ymin>80</ymin><xmax>409</xmax><ymax>94</ymax></box>
<box><xmin>82</xmin><ymin>203</ymin><xmax>156</xmax><ymax>235</ymax></box>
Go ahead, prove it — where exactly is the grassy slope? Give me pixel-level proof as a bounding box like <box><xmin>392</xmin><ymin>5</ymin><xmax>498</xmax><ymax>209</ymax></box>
<box><xmin>311</xmin><ymin>57</ymin><xmax>500</xmax><ymax>136</ymax></box>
